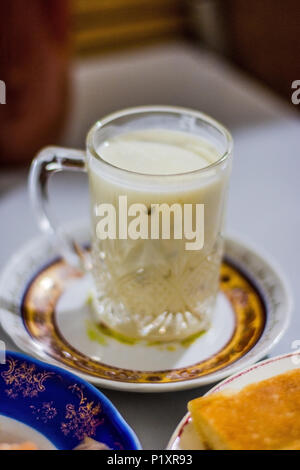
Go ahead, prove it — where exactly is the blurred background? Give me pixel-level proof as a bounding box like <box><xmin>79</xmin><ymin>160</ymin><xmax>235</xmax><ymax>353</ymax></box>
<box><xmin>0</xmin><ymin>0</ymin><xmax>299</xmax><ymax>165</ymax></box>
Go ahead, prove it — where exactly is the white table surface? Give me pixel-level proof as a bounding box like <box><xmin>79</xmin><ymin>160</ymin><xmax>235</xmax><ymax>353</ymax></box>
<box><xmin>0</xmin><ymin>41</ymin><xmax>299</xmax><ymax>449</ymax></box>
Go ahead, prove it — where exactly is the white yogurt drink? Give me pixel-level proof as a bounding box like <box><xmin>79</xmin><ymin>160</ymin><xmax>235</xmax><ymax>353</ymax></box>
<box><xmin>86</xmin><ymin>109</ymin><xmax>232</xmax><ymax>342</ymax></box>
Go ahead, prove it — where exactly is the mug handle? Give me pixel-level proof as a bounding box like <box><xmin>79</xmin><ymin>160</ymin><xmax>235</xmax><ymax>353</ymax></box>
<box><xmin>29</xmin><ymin>146</ymin><xmax>91</xmax><ymax>270</ymax></box>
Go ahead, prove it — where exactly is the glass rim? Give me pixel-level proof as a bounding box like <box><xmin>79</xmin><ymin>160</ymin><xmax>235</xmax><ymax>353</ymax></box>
<box><xmin>86</xmin><ymin>105</ymin><xmax>233</xmax><ymax>178</ymax></box>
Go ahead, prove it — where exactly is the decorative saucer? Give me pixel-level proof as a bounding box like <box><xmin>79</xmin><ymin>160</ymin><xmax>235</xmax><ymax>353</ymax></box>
<box><xmin>167</xmin><ymin>352</ymin><xmax>300</xmax><ymax>450</ymax></box>
<box><xmin>0</xmin><ymin>351</ymin><xmax>141</xmax><ymax>450</ymax></box>
<box><xmin>0</xmin><ymin>223</ymin><xmax>292</xmax><ymax>392</ymax></box>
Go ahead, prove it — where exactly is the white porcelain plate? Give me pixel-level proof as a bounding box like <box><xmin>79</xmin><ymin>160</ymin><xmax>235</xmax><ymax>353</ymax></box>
<box><xmin>0</xmin><ymin>223</ymin><xmax>292</xmax><ymax>392</ymax></box>
<box><xmin>167</xmin><ymin>352</ymin><xmax>300</xmax><ymax>449</ymax></box>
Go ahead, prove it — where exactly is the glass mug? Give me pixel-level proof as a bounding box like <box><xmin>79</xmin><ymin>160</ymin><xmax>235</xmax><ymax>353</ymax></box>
<box><xmin>29</xmin><ymin>106</ymin><xmax>233</xmax><ymax>342</ymax></box>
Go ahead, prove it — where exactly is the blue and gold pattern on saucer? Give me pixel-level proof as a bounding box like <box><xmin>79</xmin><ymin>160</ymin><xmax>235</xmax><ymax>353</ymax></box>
<box><xmin>0</xmin><ymin>351</ymin><xmax>141</xmax><ymax>450</ymax></box>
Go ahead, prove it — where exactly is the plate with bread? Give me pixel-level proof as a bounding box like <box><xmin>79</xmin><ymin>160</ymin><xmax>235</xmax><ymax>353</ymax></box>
<box><xmin>168</xmin><ymin>352</ymin><xmax>300</xmax><ymax>450</ymax></box>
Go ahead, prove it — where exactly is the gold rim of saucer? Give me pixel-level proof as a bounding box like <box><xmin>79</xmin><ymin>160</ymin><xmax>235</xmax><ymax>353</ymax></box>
<box><xmin>21</xmin><ymin>258</ymin><xmax>265</xmax><ymax>384</ymax></box>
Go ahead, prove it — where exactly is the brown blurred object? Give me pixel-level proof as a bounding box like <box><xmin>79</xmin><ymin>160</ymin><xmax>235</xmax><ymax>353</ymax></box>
<box><xmin>223</xmin><ymin>0</ymin><xmax>300</xmax><ymax>103</ymax></box>
<box><xmin>0</xmin><ymin>0</ymin><xmax>70</xmax><ymax>166</ymax></box>
<box><xmin>71</xmin><ymin>0</ymin><xmax>187</xmax><ymax>55</ymax></box>
<box><xmin>188</xmin><ymin>0</ymin><xmax>300</xmax><ymax>105</ymax></box>
<box><xmin>193</xmin><ymin>0</ymin><xmax>300</xmax><ymax>104</ymax></box>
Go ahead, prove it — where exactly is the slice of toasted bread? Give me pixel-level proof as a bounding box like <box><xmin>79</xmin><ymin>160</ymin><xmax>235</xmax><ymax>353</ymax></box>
<box><xmin>188</xmin><ymin>369</ymin><xmax>300</xmax><ymax>450</ymax></box>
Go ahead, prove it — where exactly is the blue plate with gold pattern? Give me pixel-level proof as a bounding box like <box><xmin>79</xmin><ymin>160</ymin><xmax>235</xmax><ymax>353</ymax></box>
<box><xmin>0</xmin><ymin>351</ymin><xmax>141</xmax><ymax>450</ymax></box>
